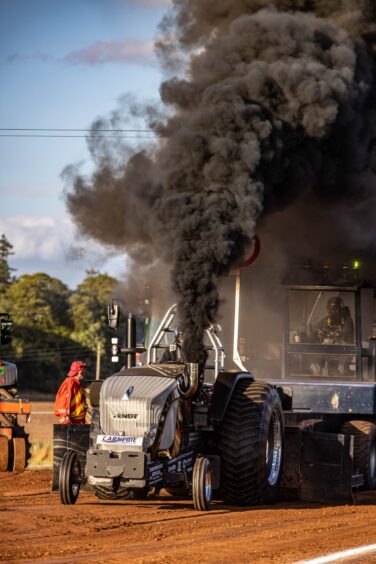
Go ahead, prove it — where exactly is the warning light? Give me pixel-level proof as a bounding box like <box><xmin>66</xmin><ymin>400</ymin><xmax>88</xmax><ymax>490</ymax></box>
<box><xmin>353</xmin><ymin>260</ymin><xmax>360</xmax><ymax>270</ymax></box>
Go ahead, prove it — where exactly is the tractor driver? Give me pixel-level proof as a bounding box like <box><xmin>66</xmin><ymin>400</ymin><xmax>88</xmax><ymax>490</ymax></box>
<box><xmin>313</xmin><ymin>297</ymin><xmax>354</xmax><ymax>345</ymax></box>
<box><xmin>160</xmin><ymin>331</ymin><xmax>184</xmax><ymax>363</ymax></box>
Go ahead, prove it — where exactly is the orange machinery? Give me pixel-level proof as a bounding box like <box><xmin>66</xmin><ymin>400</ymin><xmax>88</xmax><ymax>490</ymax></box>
<box><xmin>0</xmin><ymin>314</ymin><xmax>31</xmax><ymax>472</ymax></box>
<box><xmin>0</xmin><ymin>391</ymin><xmax>31</xmax><ymax>472</ymax></box>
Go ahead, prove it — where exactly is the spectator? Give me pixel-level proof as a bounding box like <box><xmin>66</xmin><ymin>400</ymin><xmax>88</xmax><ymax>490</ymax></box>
<box><xmin>54</xmin><ymin>361</ymin><xmax>88</xmax><ymax>424</ymax></box>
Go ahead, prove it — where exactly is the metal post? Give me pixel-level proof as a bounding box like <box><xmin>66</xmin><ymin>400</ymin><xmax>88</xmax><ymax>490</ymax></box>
<box><xmin>126</xmin><ymin>313</ymin><xmax>136</xmax><ymax>369</ymax></box>
<box><xmin>95</xmin><ymin>342</ymin><xmax>101</xmax><ymax>380</ymax></box>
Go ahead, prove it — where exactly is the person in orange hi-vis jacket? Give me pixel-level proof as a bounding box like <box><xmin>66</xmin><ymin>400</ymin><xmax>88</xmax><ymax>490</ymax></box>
<box><xmin>54</xmin><ymin>361</ymin><xmax>88</xmax><ymax>424</ymax></box>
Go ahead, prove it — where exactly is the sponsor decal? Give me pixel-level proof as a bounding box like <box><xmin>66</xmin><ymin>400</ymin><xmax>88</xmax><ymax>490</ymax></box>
<box><xmin>122</xmin><ymin>386</ymin><xmax>134</xmax><ymax>401</ymax></box>
<box><xmin>96</xmin><ymin>435</ymin><xmax>143</xmax><ymax>446</ymax></box>
<box><xmin>112</xmin><ymin>413</ymin><xmax>138</xmax><ymax>419</ymax></box>
<box><xmin>167</xmin><ymin>452</ymin><xmax>194</xmax><ymax>474</ymax></box>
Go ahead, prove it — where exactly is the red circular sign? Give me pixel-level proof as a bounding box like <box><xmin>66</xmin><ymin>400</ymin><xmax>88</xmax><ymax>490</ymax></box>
<box><xmin>235</xmin><ymin>235</ymin><xmax>261</xmax><ymax>269</ymax></box>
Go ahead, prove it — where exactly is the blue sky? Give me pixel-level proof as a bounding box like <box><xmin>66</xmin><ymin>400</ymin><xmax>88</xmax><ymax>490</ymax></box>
<box><xmin>0</xmin><ymin>0</ymin><xmax>169</xmax><ymax>287</ymax></box>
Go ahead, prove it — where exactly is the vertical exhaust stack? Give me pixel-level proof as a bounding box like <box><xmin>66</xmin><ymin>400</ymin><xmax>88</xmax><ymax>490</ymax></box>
<box><xmin>231</xmin><ymin>236</ymin><xmax>261</xmax><ymax>372</ymax></box>
<box><xmin>126</xmin><ymin>313</ymin><xmax>136</xmax><ymax>369</ymax></box>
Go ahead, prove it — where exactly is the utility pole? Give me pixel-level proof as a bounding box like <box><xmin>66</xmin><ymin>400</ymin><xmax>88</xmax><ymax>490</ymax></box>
<box><xmin>96</xmin><ymin>342</ymin><xmax>101</xmax><ymax>380</ymax></box>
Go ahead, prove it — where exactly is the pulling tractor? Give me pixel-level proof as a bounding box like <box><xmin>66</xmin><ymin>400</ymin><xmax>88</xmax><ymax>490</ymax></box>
<box><xmin>55</xmin><ymin>259</ymin><xmax>376</xmax><ymax>509</ymax></box>
<box><xmin>0</xmin><ymin>312</ymin><xmax>31</xmax><ymax>472</ymax></box>
<box><xmin>55</xmin><ymin>298</ymin><xmax>284</xmax><ymax>509</ymax></box>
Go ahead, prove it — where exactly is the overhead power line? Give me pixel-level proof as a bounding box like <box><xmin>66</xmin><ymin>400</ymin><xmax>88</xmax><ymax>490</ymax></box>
<box><xmin>0</xmin><ymin>134</ymin><xmax>158</xmax><ymax>139</ymax></box>
<box><xmin>0</xmin><ymin>128</ymin><xmax>154</xmax><ymax>132</ymax></box>
<box><xmin>0</xmin><ymin>127</ymin><xmax>160</xmax><ymax>139</ymax></box>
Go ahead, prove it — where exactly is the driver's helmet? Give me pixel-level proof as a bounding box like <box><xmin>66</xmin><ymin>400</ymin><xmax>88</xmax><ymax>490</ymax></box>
<box><xmin>174</xmin><ymin>330</ymin><xmax>184</xmax><ymax>345</ymax></box>
<box><xmin>327</xmin><ymin>296</ymin><xmax>344</xmax><ymax>315</ymax></box>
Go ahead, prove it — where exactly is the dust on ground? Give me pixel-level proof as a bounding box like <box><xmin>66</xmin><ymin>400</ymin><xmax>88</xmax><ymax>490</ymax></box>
<box><xmin>24</xmin><ymin>402</ymin><xmax>55</xmax><ymax>467</ymax></box>
<box><xmin>1</xmin><ymin>470</ymin><xmax>376</xmax><ymax>563</ymax></box>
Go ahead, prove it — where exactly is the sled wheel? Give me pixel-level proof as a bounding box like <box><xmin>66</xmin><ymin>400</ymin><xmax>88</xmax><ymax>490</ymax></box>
<box><xmin>218</xmin><ymin>380</ymin><xmax>284</xmax><ymax>506</ymax></box>
<box><xmin>341</xmin><ymin>420</ymin><xmax>376</xmax><ymax>489</ymax></box>
<box><xmin>0</xmin><ymin>436</ymin><xmax>9</xmax><ymax>472</ymax></box>
<box><xmin>192</xmin><ymin>457</ymin><xmax>212</xmax><ymax>511</ymax></box>
<box><xmin>59</xmin><ymin>451</ymin><xmax>81</xmax><ymax>505</ymax></box>
<box><xmin>12</xmin><ymin>437</ymin><xmax>26</xmax><ymax>473</ymax></box>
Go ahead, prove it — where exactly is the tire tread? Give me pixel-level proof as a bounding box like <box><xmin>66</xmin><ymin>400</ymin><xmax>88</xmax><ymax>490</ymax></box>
<box><xmin>218</xmin><ymin>379</ymin><xmax>283</xmax><ymax>506</ymax></box>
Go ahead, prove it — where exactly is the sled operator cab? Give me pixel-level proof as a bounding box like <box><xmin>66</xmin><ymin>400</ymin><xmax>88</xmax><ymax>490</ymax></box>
<box><xmin>284</xmin><ymin>280</ymin><xmax>376</xmax><ymax>382</ymax></box>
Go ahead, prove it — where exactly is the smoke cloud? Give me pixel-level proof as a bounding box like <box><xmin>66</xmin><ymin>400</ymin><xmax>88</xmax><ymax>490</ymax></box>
<box><xmin>65</xmin><ymin>1</ymin><xmax>376</xmax><ymax>362</ymax></box>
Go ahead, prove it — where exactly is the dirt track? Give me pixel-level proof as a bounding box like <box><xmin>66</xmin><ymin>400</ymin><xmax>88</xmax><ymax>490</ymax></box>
<box><xmin>2</xmin><ymin>471</ymin><xmax>376</xmax><ymax>563</ymax></box>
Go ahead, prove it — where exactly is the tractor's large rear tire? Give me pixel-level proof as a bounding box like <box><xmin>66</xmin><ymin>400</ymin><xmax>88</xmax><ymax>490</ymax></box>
<box><xmin>0</xmin><ymin>436</ymin><xmax>9</xmax><ymax>472</ymax></box>
<box><xmin>340</xmin><ymin>420</ymin><xmax>376</xmax><ymax>490</ymax></box>
<box><xmin>218</xmin><ymin>380</ymin><xmax>284</xmax><ymax>506</ymax></box>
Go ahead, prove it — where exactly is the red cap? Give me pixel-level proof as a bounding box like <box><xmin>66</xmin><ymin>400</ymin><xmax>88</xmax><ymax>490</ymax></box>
<box><xmin>68</xmin><ymin>361</ymin><xmax>87</xmax><ymax>377</ymax></box>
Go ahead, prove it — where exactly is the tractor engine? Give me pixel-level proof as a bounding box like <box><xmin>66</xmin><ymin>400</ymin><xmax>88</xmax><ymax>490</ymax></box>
<box><xmin>86</xmin><ymin>363</ymin><xmax>199</xmax><ymax>490</ymax></box>
<box><xmin>98</xmin><ymin>368</ymin><xmax>180</xmax><ymax>452</ymax></box>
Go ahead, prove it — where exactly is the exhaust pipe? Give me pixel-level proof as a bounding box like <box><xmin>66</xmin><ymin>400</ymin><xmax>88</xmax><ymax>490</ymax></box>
<box><xmin>126</xmin><ymin>313</ymin><xmax>136</xmax><ymax>369</ymax></box>
<box><xmin>178</xmin><ymin>363</ymin><xmax>200</xmax><ymax>398</ymax></box>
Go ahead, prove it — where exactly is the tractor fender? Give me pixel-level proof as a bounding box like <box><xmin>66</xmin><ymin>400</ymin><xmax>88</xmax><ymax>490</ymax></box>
<box><xmin>208</xmin><ymin>370</ymin><xmax>254</xmax><ymax>424</ymax></box>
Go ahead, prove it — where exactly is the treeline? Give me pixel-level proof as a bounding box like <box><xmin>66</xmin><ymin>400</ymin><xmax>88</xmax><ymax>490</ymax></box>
<box><xmin>0</xmin><ymin>234</ymin><xmax>120</xmax><ymax>396</ymax></box>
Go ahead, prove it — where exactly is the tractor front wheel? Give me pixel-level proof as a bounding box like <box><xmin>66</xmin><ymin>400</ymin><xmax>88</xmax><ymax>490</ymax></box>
<box><xmin>192</xmin><ymin>457</ymin><xmax>212</xmax><ymax>511</ymax></box>
<box><xmin>59</xmin><ymin>451</ymin><xmax>82</xmax><ymax>504</ymax></box>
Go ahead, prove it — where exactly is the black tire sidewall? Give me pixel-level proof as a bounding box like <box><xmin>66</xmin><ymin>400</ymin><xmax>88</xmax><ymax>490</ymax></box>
<box><xmin>365</xmin><ymin>427</ymin><xmax>376</xmax><ymax>489</ymax></box>
<box><xmin>218</xmin><ymin>380</ymin><xmax>284</xmax><ymax>506</ymax></box>
<box><xmin>340</xmin><ymin>421</ymin><xmax>376</xmax><ymax>490</ymax></box>
<box><xmin>193</xmin><ymin>456</ymin><xmax>212</xmax><ymax>510</ymax></box>
<box><xmin>59</xmin><ymin>451</ymin><xmax>81</xmax><ymax>504</ymax></box>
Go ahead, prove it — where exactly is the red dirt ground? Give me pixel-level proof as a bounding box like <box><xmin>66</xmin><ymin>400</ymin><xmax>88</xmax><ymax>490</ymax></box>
<box><xmin>2</xmin><ymin>470</ymin><xmax>376</xmax><ymax>563</ymax></box>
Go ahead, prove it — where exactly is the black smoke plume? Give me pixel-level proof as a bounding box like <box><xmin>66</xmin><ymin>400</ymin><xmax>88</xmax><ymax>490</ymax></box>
<box><xmin>65</xmin><ymin>1</ymin><xmax>376</xmax><ymax>363</ymax></box>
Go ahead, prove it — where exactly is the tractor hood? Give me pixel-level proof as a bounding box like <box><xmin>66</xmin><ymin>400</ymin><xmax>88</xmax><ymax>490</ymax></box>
<box><xmin>99</xmin><ymin>365</ymin><xmax>184</xmax><ymax>451</ymax></box>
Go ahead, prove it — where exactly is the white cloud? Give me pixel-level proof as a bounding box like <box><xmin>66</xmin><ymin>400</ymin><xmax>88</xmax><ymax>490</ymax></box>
<box><xmin>128</xmin><ymin>0</ymin><xmax>171</xmax><ymax>5</ymax></box>
<box><xmin>0</xmin><ymin>215</ymin><xmax>75</xmax><ymax>261</ymax></box>
<box><xmin>8</xmin><ymin>38</ymin><xmax>158</xmax><ymax>68</ymax></box>
<box><xmin>64</xmin><ymin>38</ymin><xmax>156</xmax><ymax>66</ymax></box>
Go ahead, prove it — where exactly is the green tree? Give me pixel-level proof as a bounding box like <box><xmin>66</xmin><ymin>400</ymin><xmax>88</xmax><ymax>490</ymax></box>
<box><xmin>2</xmin><ymin>273</ymin><xmax>90</xmax><ymax>395</ymax></box>
<box><xmin>69</xmin><ymin>269</ymin><xmax>117</xmax><ymax>351</ymax></box>
<box><xmin>6</xmin><ymin>273</ymin><xmax>72</xmax><ymax>335</ymax></box>
<box><xmin>0</xmin><ymin>233</ymin><xmax>15</xmax><ymax>293</ymax></box>
<box><xmin>0</xmin><ymin>269</ymin><xmax>119</xmax><ymax>394</ymax></box>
